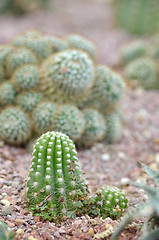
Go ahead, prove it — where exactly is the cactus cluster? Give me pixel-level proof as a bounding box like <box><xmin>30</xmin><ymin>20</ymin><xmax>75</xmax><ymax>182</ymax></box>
<box><xmin>119</xmin><ymin>38</ymin><xmax>159</xmax><ymax>90</ymax></box>
<box><xmin>27</xmin><ymin>131</ymin><xmax>128</xmax><ymax>221</ymax></box>
<box><xmin>0</xmin><ymin>221</ymin><xmax>15</xmax><ymax>240</ymax></box>
<box><xmin>0</xmin><ymin>30</ymin><xmax>125</xmax><ymax>146</ymax></box>
<box><xmin>113</xmin><ymin>0</ymin><xmax>159</xmax><ymax>35</ymax></box>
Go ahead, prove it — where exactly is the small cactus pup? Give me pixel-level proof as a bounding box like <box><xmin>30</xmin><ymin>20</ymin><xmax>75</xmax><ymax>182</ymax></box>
<box><xmin>17</xmin><ymin>91</ymin><xmax>42</xmax><ymax>112</ymax></box>
<box><xmin>0</xmin><ymin>221</ymin><xmax>15</xmax><ymax>240</ymax></box>
<box><xmin>45</xmin><ymin>36</ymin><xmax>69</xmax><ymax>53</ymax></box>
<box><xmin>0</xmin><ymin>107</ymin><xmax>31</xmax><ymax>144</ymax></box>
<box><xmin>27</xmin><ymin>131</ymin><xmax>89</xmax><ymax>221</ymax></box>
<box><xmin>40</xmin><ymin>49</ymin><xmax>95</xmax><ymax>104</ymax></box>
<box><xmin>94</xmin><ymin>186</ymin><xmax>128</xmax><ymax>220</ymax></box>
<box><xmin>0</xmin><ymin>81</ymin><xmax>17</xmax><ymax>106</ymax></box>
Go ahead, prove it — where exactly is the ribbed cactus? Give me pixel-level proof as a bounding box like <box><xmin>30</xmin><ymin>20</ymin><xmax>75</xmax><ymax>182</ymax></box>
<box><xmin>46</xmin><ymin>36</ymin><xmax>69</xmax><ymax>53</ymax></box>
<box><xmin>54</xmin><ymin>105</ymin><xmax>85</xmax><ymax>141</ymax></box>
<box><xmin>40</xmin><ymin>49</ymin><xmax>95</xmax><ymax>103</ymax></box>
<box><xmin>94</xmin><ymin>186</ymin><xmax>128</xmax><ymax>220</ymax></box>
<box><xmin>17</xmin><ymin>91</ymin><xmax>42</xmax><ymax>112</ymax></box>
<box><xmin>0</xmin><ymin>81</ymin><xmax>17</xmax><ymax>106</ymax></box>
<box><xmin>113</xmin><ymin>0</ymin><xmax>159</xmax><ymax>35</ymax></box>
<box><xmin>0</xmin><ymin>107</ymin><xmax>31</xmax><ymax>144</ymax></box>
<box><xmin>13</xmin><ymin>64</ymin><xmax>40</xmax><ymax>90</ymax></box>
<box><xmin>0</xmin><ymin>221</ymin><xmax>15</xmax><ymax>240</ymax></box>
<box><xmin>124</xmin><ymin>57</ymin><xmax>157</xmax><ymax>89</ymax></box>
<box><xmin>67</xmin><ymin>34</ymin><xmax>97</xmax><ymax>59</ymax></box>
<box><xmin>32</xmin><ymin>102</ymin><xmax>58</xmax><ymax>134</ymax></box>
<box><xmin>27</xmin><ymin>131</ymin><xmax>88</xmax><ymax>220</ymax></box>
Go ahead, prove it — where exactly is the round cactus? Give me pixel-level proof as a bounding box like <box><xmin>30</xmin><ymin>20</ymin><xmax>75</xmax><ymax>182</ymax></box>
<box><xmin>86</xmin><ymin>65</ymin><xmax>125</xmax><ymax>113</ymax></box>
<box><xmin>0</xmin><ymin>81</ymin><xmax>17</xmax><ymax>106</ymax></box>
<box><xmin>0</xmin><ymin>221</ymin><xmax>15</xmax><ymax>240</ymax></box>
<box><xmin>0</xmin><ymin>45</ymin><xmax>12</xmax><ymax>71</ymax></box>
<box><xmin>13</xmin><ymin>64</ymin><xmax>40</xmax><ymax>90</ymax></box>
<box><xmin>124</xmin><ymin>57</ymin><xmax>157</xmax><ymax>89</ymax></box>
<box><xmin>6</xmin><ymin>48</ymin><xmax>38</xmax><ymax>76</ymax></box>
<box><xmin>54</xmin><ymin>105</ymin><xmax>85</xmax><ymax>141</ymax></box>
<box><xmin>13</xmin><ymin>30</ymin><xmax>43</xmax><ymax>47</ymax></box>
<box><xmin>66</xmin><ymin>34</ymin><xmax>97</xmax><ymax>59</ymax></box>
<box><xmin>77</xmin><ymin>108</ymin><xmax>106</xmax><ymax>147</ymax></box>
<box><xmin>27</xmin><ymin>131</ymin><xmax>88</xmax><ymax>220</ymax></box>
<box><xmin>17</xmin><ymin>91</ymin><xmax>42</xmax><ymax>112</ymax></box>
<box><xmin>40</xmin><ymin>49</ymin><xmax>95</xmax><ymax>103</ymax></box>
<box><xmin>119</xmin><ymin>40</ymin><xmax>147</xmax><ymax>65</ymax></box>
<box><xmin>105</xmin><ymin>112</ymin><xmax>122</xmax><ymax>144</ymax></box>
<box><xmin>46</xmin><ymin>36</ymin><xmax>69</xmax><ymax>52</ymax></box>
<box><xmin>0</xmin><ymin>107</ymin><xmax>31</xmax><ymax>144</ymax></box>
<box><xmin>32</xmin><ymin>102</ymin><xmax>58</xmax><ymax>134</ymax></box>
<box><xmin>94</xmin><ymin>186</ymin><xmax>128</xmax><ymax>219</ymax></box>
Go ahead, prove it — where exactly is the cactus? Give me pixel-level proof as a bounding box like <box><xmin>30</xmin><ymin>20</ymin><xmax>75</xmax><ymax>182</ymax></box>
<box><xmin>124</xmin><ymin>57</ymin><xmax>158</xmax><ymax>89</ymax></box>
<box><xmin>0</xmin><ymin>221</ymin><xmax>15</xmax><ymax>240</ymax></box>
<box><xmin>0</xmin><ymin>81</ymin><xmax>17</xmax><ymax>106</ymax></box>
<box><xmin>77</xmin><ymin>108</ymin><xmax>106</xmax><ymax>147</ymax></box>
<box><xmin>113</xmin><ymin>0</ymin><xmax>159</xmax><ymax>35</ymax></box>
<box><xmin>0</xmin><ymin>65</ymin><xmax>5</xmax><ymax>82</ymax></box>
<box><xmin>27</xmin><ymin>131</ymin><xmax>88</xmax><ymax>220</ymax></box>
<box><xmin>32</xmin><ymin>102</ymin><xmax>58</xmax><ymax>134</ymax></box>
<box><xmin>105</xmin><ymin>112</ymin><xmax>122</xmax><ymax>144</ymax></box>
<box><xmin>119</xmin><ymin>40</ymin><xmax>147</xmax><ymax>66</ymax></box>
<box><xmin>0</xmin><ymin>45</ymin><xmax>12</xmax><ymax>76</ymax></box>
<box><xmin>40</xmin><ymin>49</ymin><xmax>95</xmax><ymax>103</ymax></box>
<box><xmin>86</xmin><ymin>65</ymin><xmax>125</xmax><ymax>113</ymax></box>
<box><xmin>7</xmin><ymin>48</ymin><xmax>38</xmax><ymax>76</ymax></box>
<box><xmin>17</xmin><ymin>91</ymin><xmax>42</xmax><ymax>112</ymax></box>
<box><xmin>13</xmin><ymin>64</ymin><xmax>40</xmax><ymax>90</ymax></box>
<box><xmin>0</xmin><ymin>107</ymin><xmax>31</xmax><ymax>144</ymax></box>
<box><xmin>94</xmin><ymin>186</ymin><xmax>128</xmax><ymax>220</ymax></box>
<box><xmin>54</xmin><ymin>105</ymin><xmax>85</xmax><ymax>141</ymax></box>
<box><xmin>46</xmin><ymin>36</ymin><xmax>69</xmax><ymax>53</ymax></box>
<box><xmin>66</xmin><ymin>34</ymin><xmax>97</xmax><ymax>59</ymax></box>
<box><xmin>13</xmin><ymin>30</ymin><xmax>43</xmax><ymax>47</ymax></box>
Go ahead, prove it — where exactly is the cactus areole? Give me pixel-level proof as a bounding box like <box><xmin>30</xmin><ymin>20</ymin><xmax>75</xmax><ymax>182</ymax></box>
<box><xmin>27</xmin><ymin>131</ymin><xmax>88</xmax><ymax>220</ymax></box>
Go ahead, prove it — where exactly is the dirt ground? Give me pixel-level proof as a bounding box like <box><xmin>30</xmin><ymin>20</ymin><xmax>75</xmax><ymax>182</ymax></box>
<box><xmin>0</xmin><ymin>0</ymin><xmax>159</xmax><ymax>239</ymax></box>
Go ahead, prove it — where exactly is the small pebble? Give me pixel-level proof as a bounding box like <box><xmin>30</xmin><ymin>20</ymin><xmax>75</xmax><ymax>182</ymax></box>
<box><xmin>28</xmin><ymin>236</ymin><xmax>37</xmax><ymax>240</ymax></box>
<box><xmin>15</xmin><ymin>218</ymin><xmax>25</xmax><ymax>225</ymax></box>
<box><xmin>120</xmin><ymin>178</ymin><xmax>130</xmax><ymax>186</ymax></box>
<box><xmin>2</xmin><ymin>193</ymin><xmax>7</xmax><ymax>197</ymax></box>
<box><xmin>118</xmin><ymin>152</ymin><xmax>125</xmax><ymax>159</ymax></box>
<box><xmin>1</xmin><ymin>206</ymin><xmax>12</xmax><ymax>215</ymax></box>
<box><xmin>1</xmin><ymin>199</ymin><xmax>10</xmax><ymax>206</ymax></box>
<box><xmin>12</xmin><ymin>181</ymin><xmax>19</xmax><ymax>187</ymax></box>
<box><xmin>101</xmin><ymin>154</ymin><xmax>110</xmax><ymax>161</ymax></box>
<box><xmin>16</xmin><ymin>228</ymin><xmax>24</xmax><ymax>235</ymax></box>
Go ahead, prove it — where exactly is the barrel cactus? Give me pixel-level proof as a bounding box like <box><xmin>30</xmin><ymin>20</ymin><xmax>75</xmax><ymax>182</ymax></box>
<box><xmin>0</xmin><ymin>81</ymin><xmax>17</xmax><ymax>106</ymax></box>
<box><xmin>27</xmin><ymin>131</ymin><xmax>88</xmax><ymax>220</ymax></box>
<box><xmin>0</xmin><ymin>221</ymin><xmax>15</xmax><ymax>240</ymax></box>
<box><xmin>0</xmin><ymin>107</ymin><xmax>31</xmax><ymax>144</ymax></box>
<box><xmin>40</xmin><ymin>49</ymin><xmax>95</xmax><ymax>104</ymax></box>
<box><xmin>17</xmin><ymin>91</ymin><xmax>42</xmax><ymax>112</ymax></box>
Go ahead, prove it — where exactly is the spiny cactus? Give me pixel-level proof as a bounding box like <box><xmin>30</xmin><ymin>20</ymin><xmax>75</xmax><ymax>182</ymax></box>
<box><xmin>77</xmin><ymin>108</ymin><xmax>106</xmax><ymax>147</ymax></box>
<box><xmin>94</xmin><ymin>186</ymin><xmax>128</xmax><ymax>220</ymax></box>
<box><xmin>40</xmin><ymin>49</ymin><xmax>95</xmax><ymax>103</ymax></box>
<box><xmin>67</xmin><ymin>34</ymin><xmax>97</xmax><ymax>59</ymax></box>
<box><xmin>0</xmin><ymin>221</ymin><xmax>15</xmax><ymax>240</ymax></box>
<box><xmin>54</xmin><ymin>105</ymin><xmax>85</xmax><ymax>141</ymax></box>
<box><xmin>0</xmin><ymin>45</ymin><xmax>12</xmax><ymax>75</ymax></box>
<box><xmin>32</xmin><ymin>102</ymin><xmax>58</xmax><ymax>135</ymax></box>
<box><xmin>13</xmin><ymin>30</ymin><xmax>43</xmax><ymax>47</ymax></box>
<box><xmin>113</xmin><ymin>0</ymin><xmax>159</xmax><ymax>35</ymax></box>
<box><xmin>27</xmin><ymin>131</ymin><xmax>88</xmax><ymax>220</ymax></box>
<box><xmin>46</xmin><ymin>36</ymin><xmax>69</xmax><ymax>53</ymax></box>
<box><xmin>0</xmin><ymin>81</ymin><xmax>17</xmax><ymax>106</ymax></box>
<box><xmin>124</xmin><ymin>57</ymin><xmax>158</xmax><ymax>89</ymax></box>
<box><xmin>119</xmin><ymin>40</ymin><xmax>147</xmax><ymax>66</ymax></box>
<box><xmin>0</xmin><ymin>107</ymin><xmax>31</xmax><ymax>144</ymax></box>
<box><xmin>13</xmin><ymin>64</ymin><xmax>40</xmax><ymax>90</ymax></box>
<box><xmin>105</xmin><ymin>112</ymin><xmax>122</xmax><ymax>144</ymax></box>
<box><xmin>17</xmin><ymin>91</ymin><xmax>42</xmax><ymax>112</ymax></box>
<box><xmin>7</xmin><ymin>48</ymin><xmax>38</xmax><ymax>76</ymax></box>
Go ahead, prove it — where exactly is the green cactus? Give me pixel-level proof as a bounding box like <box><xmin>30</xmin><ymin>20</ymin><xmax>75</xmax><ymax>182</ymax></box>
<box><xmin>32</xmin><ymin>102</ymin><xmax>58</xmax><ymax>135</ymax></box>
<box><xmin>113</xmin><ymin>0</ymin><xmax>159</xmax><ymax>35</ymax></box>
<box><xmin>46</xmin><ymin>36</ymin><xmax>69</xmax><ymax>53</ymax></box>
<box><xmin>13</xmin><ymin>30</ymin><xmax>43</xmax><ymax>47</ymax></box>
<box><xmin>105</xmin><ymin>112</ymin><xmax>122</xmax><ymax>144</ymax></box>
<box><xmin>66</xmin><ymin>34</ymin><xmax>97</xmax><ymax>59</ymax></box>
<box><xmin>27</xmin><ymin>131</ymin><xmax>88</xmax><ymax>220</ymax></box>
<box><xmin>54</xmin><ymin>105</ymin><xmax>85</xmax><ymax>141</ymax></box>
<box><xmin>7</xmin><ymin>48</ymin><xmax>38</xmax><ymax>76</ymax></box>
<box><xmin>94</xmin><ymin>186</ymin><xmax>128</xmax><ymax>220</ymax></box>
<box><xmin>119</xmin><ymin>40</ymin><xmax>147</xmax><ymax>66</ymax></box>
<box><xmin>17</xmin><ymin>91</ymin><xmax>42</xmax><ymax>112</ymax></box>
<box><xmin>0</xmin><ymin>81</ymin><xmax>17</xmax><ymax>106</ymax></box>
<box><xmin>40</xmin><ymin>49</ymin><xmax>95</xmax><ymax>103</ymax></box>
<box><xmin>13</xmin><ymin>64</ymin><xmax>40</xmax><ymax>90</ymax></box>
<box><xmin>0</xmin><ymin>45</ymin><xmax>12</xmax><ymax>74</ymax></box>
<box><xmin>124</xmin><ymin>57</ymin><xmax>158</xmax><ymax>89</ymax></box>
<box><xmin>0</xmin><ymin>221</ymin><xmax>15</xmax><ymax>240</ymax></box>
<box><xmin>86</xmin><ymin>65</ymin><xmax>125</xmax><ymax>113</ymax></box>
<box><xmin>77</xmin><ymin>108</ymin><xmax>106</xmax><ymax>147</ymax></box>
<box><xmin>0</xmin><ymin>107</ymin><xmax>31</xmax><ymax>144</ymax></box>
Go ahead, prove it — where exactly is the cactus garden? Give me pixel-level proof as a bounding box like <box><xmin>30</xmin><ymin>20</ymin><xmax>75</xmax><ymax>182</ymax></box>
<box><xmin>1</xmin><ymin>0</ymin><xmax>159</xmax><ymax>239</ymax></box>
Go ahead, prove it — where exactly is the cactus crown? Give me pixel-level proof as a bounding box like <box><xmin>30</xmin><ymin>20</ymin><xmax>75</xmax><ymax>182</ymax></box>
<box><xmin>27</xmin><ymin>131</ymin><xmax>88</xmax><ymax>220</ymax></box>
